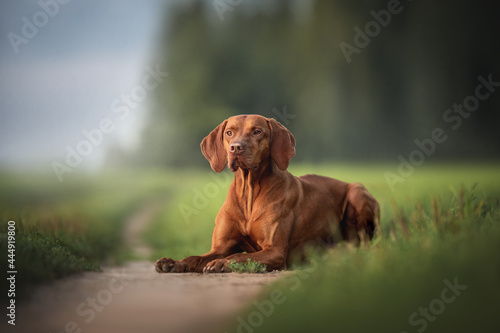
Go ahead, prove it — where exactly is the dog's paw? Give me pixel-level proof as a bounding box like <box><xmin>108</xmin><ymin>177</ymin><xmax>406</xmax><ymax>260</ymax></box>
<box><xmin>154</xmin><ymin>257</ymin><xmax>187</xmax><ymax>273</ymax></box>
<box><xmin>203</xmin><ymin>259</ymin><xmax>230</xmax><ymax>273</ymax></box>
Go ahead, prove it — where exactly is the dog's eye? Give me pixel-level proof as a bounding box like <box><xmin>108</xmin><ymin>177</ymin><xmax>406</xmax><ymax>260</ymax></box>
<box><xmin>253</xmin><ymin>130</ymin><xmax>262</xmax><ymax>136</ymax></box>
<box><xmin>226</xmin><ymin>130</ymin><xmax>233</xmax><ymax>137</ymax></box>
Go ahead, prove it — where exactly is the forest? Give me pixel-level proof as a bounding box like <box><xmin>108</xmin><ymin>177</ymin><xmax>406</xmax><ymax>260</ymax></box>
<box><xmin>108</xmin><ymin>0</ymin><xmax>500</xmax><ymax>169</ymax></box>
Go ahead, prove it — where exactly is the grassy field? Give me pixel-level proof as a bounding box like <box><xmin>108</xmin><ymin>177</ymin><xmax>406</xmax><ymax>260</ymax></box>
<box><xmin>224</xmin><ymin>164</ymin><xmax>499</xmax><ymax>333</ymax></box>
<box><xmin>0</xmin><ymin>169</ymin><xmax>173</xmax><ymax>298</ymax></box>
<box><xmin>146</xmin><ymin>163</ymin><xmax>500</xmax><ymax>257</ymax></box>
<box><xmin>1</xmin><ymin>163</ymin><xmax>499</xmax><ymax>333</ymax></box>
<box><xmin>143</xmin><ymin>163</ymin><xmax>500</xmax><ymax>333</ymax></box>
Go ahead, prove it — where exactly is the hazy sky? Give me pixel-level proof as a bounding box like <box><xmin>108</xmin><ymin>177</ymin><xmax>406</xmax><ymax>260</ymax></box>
<box><xmin>0</xmin><ymin>0</ymin><xmax>166</xmax><ymax>172</ymax></box>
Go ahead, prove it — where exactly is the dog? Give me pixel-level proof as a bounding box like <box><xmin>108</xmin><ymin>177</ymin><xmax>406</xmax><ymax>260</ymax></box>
<box><xmin>155</xmin><ymin>114</ymin><xmax>379</xmax><ymax>273</ymax></box>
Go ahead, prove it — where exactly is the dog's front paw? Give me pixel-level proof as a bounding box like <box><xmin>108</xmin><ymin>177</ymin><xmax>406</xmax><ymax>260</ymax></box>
<box><xmin>155</xmin><ymin>257</ymin><xmax>187</xmax><ymax>273</ymax></box>
<box><xmin>203</xmin><ymin>259</ymin><xmax>230</xmax><ymax>273</ymax></box>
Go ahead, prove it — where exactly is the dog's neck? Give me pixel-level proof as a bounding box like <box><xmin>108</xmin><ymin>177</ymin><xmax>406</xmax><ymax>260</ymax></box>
<box><xmin>232</xmin><ymin>157</ymin><xmax>284</xmax><ymax>216</ymax></box>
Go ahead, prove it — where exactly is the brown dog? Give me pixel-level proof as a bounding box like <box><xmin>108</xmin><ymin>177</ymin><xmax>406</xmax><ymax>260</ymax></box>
<box><xmin>155</xmin><ymin>115</ymin><xmax>379</xmax><ymax>273</ymax></box>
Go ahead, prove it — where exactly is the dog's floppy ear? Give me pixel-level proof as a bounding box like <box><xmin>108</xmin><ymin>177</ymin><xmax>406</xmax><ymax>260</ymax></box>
<box><xmin>201</xmin><ymin>119</ymin><xmax>228</xmax><ymax>173</ymax></box>
<box><xmin>267</xmin><ymin>118</ymin><xmax>296</xmax><ymax>171</ymax></box>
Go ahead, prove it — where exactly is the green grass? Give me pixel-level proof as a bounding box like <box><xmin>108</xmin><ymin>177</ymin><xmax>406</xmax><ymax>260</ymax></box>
<box><xmin>229</xmin><ymin>258</ymin><xmax>268</xmax><ymax>273</ymax></box>
<box><xmin>146</xmin><ymin>163</ymin><xmax>500</xmax><ymax>257</ymax></box>
<box><xmin>145</xmin><ymin>168</ymin><xmax>231</xmax><ymax>260</ymax></box>
<box><xmin>223</xmin><ymin>164</ymin><xmax>500</xmax><ymax>333</ymax></box>
<box><xmin>0</xmin><ymin>169</ymin><xmax>173</xmax><ymax>298</ymax></box>
<box><xmin>2</xmin><ymin>162</ymin><xmax>499</xmax><ymax>333</ymax></box>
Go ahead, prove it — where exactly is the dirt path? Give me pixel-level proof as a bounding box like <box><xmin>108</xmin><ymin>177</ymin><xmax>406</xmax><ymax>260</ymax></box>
<box><xmin>122</xmin><ymin>201</ymin><xmax>159</xmax><ymax>259</ymax></box>
<box><xmin>15</xmin><ymin>203</ymin><xmax>287</xmax><ymax>333</ymax></box>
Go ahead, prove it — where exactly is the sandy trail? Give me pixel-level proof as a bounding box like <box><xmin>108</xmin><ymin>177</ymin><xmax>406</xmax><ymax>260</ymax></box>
<box><xmin>15</xmin><ymin>203</ymin><xmax>286</xmax><ymax>333</ymax></box>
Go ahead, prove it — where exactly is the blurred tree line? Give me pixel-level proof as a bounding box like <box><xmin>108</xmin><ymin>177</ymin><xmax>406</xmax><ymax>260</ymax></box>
<box><xmin>111</xmin><ymin>0</ymin><xmax>500</xmax><ymax>168</ymax></box>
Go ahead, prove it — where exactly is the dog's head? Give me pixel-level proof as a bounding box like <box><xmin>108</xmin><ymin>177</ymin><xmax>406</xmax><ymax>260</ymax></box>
<box><xmin>201</xmin><ymin>114</ymin><xmax>296</xmax><ymax>173</ymax></box>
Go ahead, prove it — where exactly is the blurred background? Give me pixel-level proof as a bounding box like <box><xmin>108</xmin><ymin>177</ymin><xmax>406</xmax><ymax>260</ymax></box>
<box><xmin>2</xmin><ymin>2</ymin><xmax>500</xmax><ymax>332</ymax></box>
<box><xmin>1</xmin><ymin>0</ymin><xmax>499</xmax><ymax>176</ymax></box>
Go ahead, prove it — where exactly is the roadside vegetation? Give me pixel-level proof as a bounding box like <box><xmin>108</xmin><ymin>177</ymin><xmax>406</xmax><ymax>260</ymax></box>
<box><xmin>0</xmin><ymin>170</ymin><xmax>172</xmax><ymax>299</ymax></box>
<box><xmin>2</xmin><ymin>163</ymin><xmax>499</xmax><ymax>333</ymax></box>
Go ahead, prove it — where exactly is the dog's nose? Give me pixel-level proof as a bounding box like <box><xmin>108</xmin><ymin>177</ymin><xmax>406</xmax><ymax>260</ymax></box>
<box><xmin>229</xmin><ymin>142</ymin><xmax>245</xmax><ymax>154</ymax></box>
